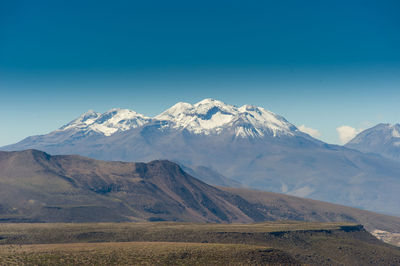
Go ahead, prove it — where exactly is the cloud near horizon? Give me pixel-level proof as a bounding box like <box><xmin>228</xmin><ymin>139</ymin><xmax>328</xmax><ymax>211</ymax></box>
<box><xmin>298</xmin><ymin>125</ymin><xmax>322</xmax><ymax>138</ymax></box>
<box><xmin>336</xmin><ymin>126</ymin><xmax>362</xmax><ymax>144</ymax></box>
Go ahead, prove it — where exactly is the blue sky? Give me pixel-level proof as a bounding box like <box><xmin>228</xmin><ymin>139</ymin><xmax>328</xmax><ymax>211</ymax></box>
<box><xmin>1</xmin><ymin>0</ymin><xmax>399</xmax><ymax>146</ymax></box>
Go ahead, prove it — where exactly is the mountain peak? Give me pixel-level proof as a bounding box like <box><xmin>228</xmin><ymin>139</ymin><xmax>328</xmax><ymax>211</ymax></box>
<box><xmin>60</xmin><ymin>107</ymin><xmax>151</xmax><ymax>136</ymax></box>
<box><xmin>60</xmin><ymin>110</ymin><xmax>101</xmax><ymax>131</ymax></box>
<box><xmin>83</xmin><ymin>109</ymin><xmax>99</xmax><ymax>116</ymax></box>
<box><xmin>349</xmin><ymin>123</ymin><xmax>400</xmax><ymax>143</ymax></box>
<box><xmin>156</xmin><ymin>99</ymin><xmax>297</xmax><ymax>137</ymax></box>
<box><xmin>346</xmin><ymin>123</ymin><xmax>400</xmax><ymax>161</ymax></box>
<box><xmin>156</xmin><ymin>102</ymin><xmax>193</xmax><ymax>119</ymax></box>
<box><xmin>194</xmin><ymin>98</ymin><xmax>228</xmax><ymax>106</ymax></box>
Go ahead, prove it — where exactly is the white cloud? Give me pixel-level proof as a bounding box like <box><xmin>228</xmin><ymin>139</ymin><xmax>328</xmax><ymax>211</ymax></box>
<box><xmin>298</xmin><ymin>125</ymin><xmax>321</xmax><ymax>138</ymax></box>
<box><xmin>336</xmin><ymin>125</ymin><xmax>362</xmax><ymax>144</ymax></box>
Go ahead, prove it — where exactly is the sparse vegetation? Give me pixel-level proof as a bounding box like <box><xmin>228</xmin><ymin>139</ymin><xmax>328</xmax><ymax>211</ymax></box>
<box><xmin>0</xmin><ymin>221</ymin><xmax>399</xmax><ymax>265</ymax></box>
<box><xmin>0</xmin><ymin>242</ymin><xmax>298</xmax><ymax>265</ymax></box>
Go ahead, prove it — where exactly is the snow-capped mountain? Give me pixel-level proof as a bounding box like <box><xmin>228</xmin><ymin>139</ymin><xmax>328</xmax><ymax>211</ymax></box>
<box><xmin>59</xmin><ymin>108</ymin><xmax>151</xmax><ymax>136</ymax></box>
<box><xmin>156</xmin><ymin>99</ymin><xmax>298</xmax><ymax>137</ymax></box>
<box><xmin>53</xmin><ymin>99</ymin><xmax>300</xmax><ymax>139</ymax></box>
<box><xmin>346</xmin><ymin>123</ymin><xmax>400</xmax><ymax>161</ymax></box>
<box><xmin>2</xmin><ymin>99</ymin><xmax>400</xmax><ymax>216</ymax></box>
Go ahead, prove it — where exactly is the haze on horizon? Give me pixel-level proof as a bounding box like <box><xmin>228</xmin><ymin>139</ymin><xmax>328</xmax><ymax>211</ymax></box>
<box><xmin>1</xmin><ymin>0</ymin><xmax>399</xmax><ymax>146</ymax></box>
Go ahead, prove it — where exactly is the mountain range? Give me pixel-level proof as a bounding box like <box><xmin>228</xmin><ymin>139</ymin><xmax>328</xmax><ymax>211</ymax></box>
<box><xmin>2</xmin><ymin>99</ymin><xmax>400</xmax><ymax>216</ymax></box>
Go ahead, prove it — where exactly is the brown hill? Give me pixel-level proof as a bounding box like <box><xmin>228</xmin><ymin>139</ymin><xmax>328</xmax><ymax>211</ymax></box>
<box><xmin>0</xmin><ymin>149</ymin><xmax>263</xmax><ymax>223</ymax></box>
<box><xmin>0</xmin><ymin>149</ymin><xmax>399</xmax><ymax>243</ymax></box>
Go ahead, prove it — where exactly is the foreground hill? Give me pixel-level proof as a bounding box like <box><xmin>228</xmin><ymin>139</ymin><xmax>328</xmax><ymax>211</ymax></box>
<box><xmin>0</xmin><ymin>222</ymin><xmax>399</xmax><ymax>265</ymax></box>
<box><xmin>3</xmin><ymin>99</ymin><xmax>400</xmax><ymax>216</ymax></box>
<box><xmin>0</xmin><ymin>149</ymin><xmax>260</xmax><ymax>223</ymax></box>
<box><xmin>0</xmin><ymin>149</ymin><xmax>399</xmax><ymax>241</ymax></box>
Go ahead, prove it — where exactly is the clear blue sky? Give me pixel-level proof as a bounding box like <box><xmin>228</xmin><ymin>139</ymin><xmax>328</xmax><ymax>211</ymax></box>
<box><xmin>1</xmin><ymin>0</ymin><xmax>399</xmax><ymax>146</ymax></box>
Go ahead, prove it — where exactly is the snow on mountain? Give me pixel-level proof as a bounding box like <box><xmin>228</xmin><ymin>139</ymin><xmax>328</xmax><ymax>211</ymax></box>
<box><xmin>56</xmin><ymin>99</ymin><xmax>299</xmax><ymax>138</ymax></box>
<box><xmin>155</xmin><ymin>98</ymin><xmax>299</xmax><ymax>137</ymax></box>
<box><xmin>391</xmin><ymin>124</ymin><xmax>400</xmax><ymax>138</ymax></box>
<box><xmin>347</xmin><ymin>123</ymin><xmax>400</xmax><ymax>144</ymax></box>
<box><xmin>57</xmin><ymin>99</ymin><xmax>299</xmax><ymax>138</ymax></box>
<box><xmin>346</xmin><ymin>123</ymin><xmax>400</xmax><ymax>161</ymax></box>
<box><xmin>59</xmin><ymin>108</ymin><xmax>151</xmax><ymax>136</ymax></box>
<box><xmin>60</xmin><ymin>110</ymin><xmax>101</xmax><ymax>130</ymax></box>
